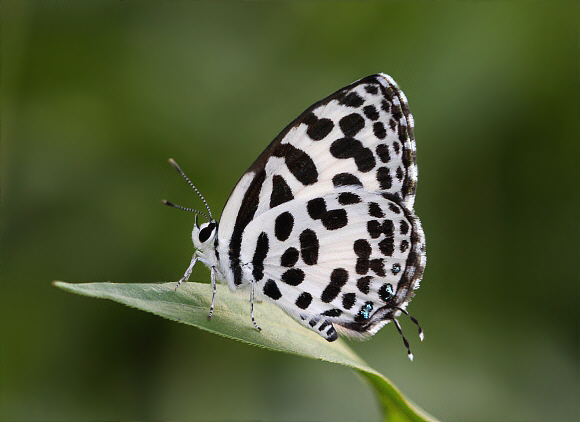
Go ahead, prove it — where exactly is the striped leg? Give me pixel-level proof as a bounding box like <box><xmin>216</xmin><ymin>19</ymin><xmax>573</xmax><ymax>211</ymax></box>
<box><xmin>175</xmin><ymin>254</ymin><xmax>198</xmax><ymax>290</ymax></box>
<box><xmin>208</xmin><ymin>266</ymin><xmax>217</xmax><ymax>320</ymax></box>
<box><xmin>250</xmin><ymin>281</ymin><xmax>262</xmax><ymax>331</ymax></box>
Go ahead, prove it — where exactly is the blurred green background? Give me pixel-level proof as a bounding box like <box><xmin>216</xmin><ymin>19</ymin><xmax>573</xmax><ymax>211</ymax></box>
<box><xmin>2</xmin><ymin>1</ymin><xmax>578</xmax><ymax>421</ymax></box>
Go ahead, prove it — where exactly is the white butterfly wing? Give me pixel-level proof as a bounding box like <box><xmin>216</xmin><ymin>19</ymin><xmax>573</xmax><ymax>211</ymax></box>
<box><xmin>238</xmin><ymin>189</ymin><xmax>423</xmax><ymax>340</ymax></box>
<box><xmin>213</xmin><ymin>74</ymin><xmax>425</xmax><ymax>340</ymax></box>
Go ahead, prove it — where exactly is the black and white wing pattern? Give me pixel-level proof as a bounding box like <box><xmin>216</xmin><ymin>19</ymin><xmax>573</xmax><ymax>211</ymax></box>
<box><xmin>169</xmin><ymin>74</ymin><xmax>426</xmax><ymax>359</ymax></box>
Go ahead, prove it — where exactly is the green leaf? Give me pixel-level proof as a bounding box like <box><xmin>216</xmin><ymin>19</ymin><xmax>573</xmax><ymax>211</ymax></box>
<box><xmin>53</xmin><ymin>281</ymin><xmax>436</xmax><ymax>422</ymax></box>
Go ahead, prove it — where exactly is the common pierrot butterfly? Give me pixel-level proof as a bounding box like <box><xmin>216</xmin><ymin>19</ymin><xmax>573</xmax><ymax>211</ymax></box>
<box><xmin>164</xmin><ymin>74</ymin><xmax>426</xmax><ymax>360</ymax></box>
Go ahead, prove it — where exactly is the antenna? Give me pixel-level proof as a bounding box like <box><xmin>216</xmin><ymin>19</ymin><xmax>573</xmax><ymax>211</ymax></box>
<box><xmin>162</xmin><ymin>200</ymin><xmax>211</xmax><ymax>221</ymax></box>
<box><xmin>165</xmin><ymin>158</ymin><xmax>213</xmax><ymax>220</ymax></box>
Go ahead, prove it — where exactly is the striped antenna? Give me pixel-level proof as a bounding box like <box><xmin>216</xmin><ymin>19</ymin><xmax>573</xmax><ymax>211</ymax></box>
<box><xmin>161</xmin><ymin>200</ymin><xmax>211</xmax><ymax>221</ymax></box>
<box><xmin>166</xmin><ymin>158</ymin><xmax>213</xmax><ymax>220</ymax></box>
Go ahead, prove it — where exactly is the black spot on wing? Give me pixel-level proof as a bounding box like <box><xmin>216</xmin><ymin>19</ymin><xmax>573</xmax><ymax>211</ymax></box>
<box><xmin>321</xmin><ymin>268</ymin><xmax>349</xmax><ymax>303</ymax></box>
<box><xmin>356</xmin><ymin>276</ymin><xmax>372</xmax><ymax>294</ymax></box>
<box><xmin>354</xmin><ymin>239</ymin><xmax>371</xmax><ymax>258</ymax></box>
<box><xmin>377</xmin><ymin>167</ymin><xmax>392</xmax><ymax>190</ymax></box>
<box><xmin>280</xmin><ymin>247</ymin><xmax>299</xmax><ymax>267</ymax></box>
<box><xmin>356</xmin><ymin>258</ymin><xmax>369</xmax><ymax>275</ymax></box>
<box><xmin>252</xmin><ymin>232</ymin><xmax>269</xmax><ymax>281</ymax></box>
<box><xmin>393</xmin><ymin>141</ymin><xmax>400</xmax><ymax>154</ymax></box>
<box><xmin>295</xmin><ymin>292</ymin><xmax>312</xmax><ymax>309</ymax></box>
<box><xmin>363</xmin><ymin>105</ymin><xmax>379</xmax><ymax>120</ymax></box>
<box><xmin>365</xmin><ymin>84</ymin><xmax>379</xmax><ymax>95</ymax></box>
<box><xmin>299</xmin><ymin>229</ymin><xmax>319</xmax><ymax>265</ymax></box>
<box><xmin>332</xmin><ymin>173</ymin><xmax>362</xmax><ymax>188</ymax></box>
<box><xmin>304</xmin><ymin>113</ymin><xmax>334</xmax><ymax>141</ymax></box>
<box><xmin>379</xmin><ymin>238</ymin><xmax>394</xmax><ymax>257</ymax></box>
<box><xmin>354</xmin><ymin>239</ymin><xmax>371</xmax><ymax>275</ymax></box>
<box><xmin>273</xmin><ymin>144</ymin><xmax>318</xmax><ymax>186</ymax></box>
<box><xmin>330</xmin><ymin>138</ymin><xmax>376</xmax><ymax>173</ymax></box>
<box><xmin>382</xmin><ymin>219</ymin><xmax>394</xmax><ymax>238</ymax></box>
<box><xmin>281</xmin><ymin>268</ymin><xmax>304</xmax><ymax>286</ymax></box>
<box><xmin>338</xmin><ymin>192</ymin><xmax>361</xmax><ymax>205</ymax></box>
<box><xmin>270</xmin><ymin>175</ymin><xmax>294</xmax><ymax>208</ymax></box>
<box><xmin>322</xmin><ymin>209</ymin><xmax>348</xmax><ymax>230</ymax></box>
<box><xmin>368</xmin><ymin>202</ymin><xmax>384</xmax><ymax>218</ymax></box>
<box><xmin>339</xmin><ymin>113</ymin><xmax>365</xmax><ymax>137</ymax></box>
<box><xmin>381</xmin><ymin>99</ymin><xmax>390</xmax><ymax>113</ymax></box>
<box><xmin>376</xmin><ymin>144</ymin><xmax>390</xmax><ymax>163</ymax></box>
<box><xmin>378</xmin><ymin>283</ymin><xmax>394</xmax><ymax>302</ymax></box>
<box><xmin>342</xmin><ymin>293</ymin><xmax>356</xmax><ymax>310</ymax></box>
<box><xmin>369</xmin><ymin>258</ymin><xmax>386</xmax><ymax>276</ymax></box>
<box><xmin>307</xmin><ymin>197</ymin><xmax>327</xmax><ymax>219</ymax></box>
<box><xmin>274</xmin><ymin>211</ymin><xmax>294</xmax><ymax>241</ymax></box>
<box><xmin>373</xmin><ymin>122</ymin><xmax>386</xmax><ymax>139</ymax></box>
<box><xmin>396</xmin><ymin>166</ymin><xmax>404</xmax><ymax>181</ymax></box>
<box><xmin>322</xmin><ymin>308</ymin><xmax>342</xmax><ymax>317</ymax></box>
<box><xmin>339</xmin><ymin>91</ymin><xmax>364</xmax><ymax>107</ymax></box>
<box><xmin>367</xmin><ymin>220</ymin><xmax>382</xmax><ymax>239</ymax></box>
<box><xmin>263</xmin><ymin>279</ymin><xmax>282</xmax><ymax>300</ymax></box>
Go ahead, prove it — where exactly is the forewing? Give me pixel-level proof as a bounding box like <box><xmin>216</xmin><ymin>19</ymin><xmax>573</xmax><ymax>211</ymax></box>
<box><xmin>217</xmin><ymin>74</ymin><xmax>419</xmax><ymax>288</ymax></box>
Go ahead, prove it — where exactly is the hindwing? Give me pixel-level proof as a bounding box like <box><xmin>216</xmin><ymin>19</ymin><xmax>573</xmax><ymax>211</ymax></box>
<box><xmin>238</xmin><ymin>189</ymin><xmax>424</xmax><ymax>339</ymax></box>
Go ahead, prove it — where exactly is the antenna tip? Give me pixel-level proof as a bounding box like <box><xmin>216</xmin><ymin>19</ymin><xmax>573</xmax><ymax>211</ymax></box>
<box><xmin>162</xmin><ymin>199</ymin><xmax>173</xmax><ymax>207</ymax></box>
<box><xmin>168</xmin><ymin>158</ymin><xmax>181</xmax><ymax>171</ymax></box>
<box><xmin>419</xmin><ymin>331</ymin><xmax>425</xmax><ymax>342</ymax></box>
<box><xmin>408</xmin><ymin>352</ymin><xmax>414</xmax><ymax>362</ymax></box>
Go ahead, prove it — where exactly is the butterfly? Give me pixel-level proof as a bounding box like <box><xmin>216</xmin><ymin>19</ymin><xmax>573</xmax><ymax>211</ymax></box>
<box><xmin>164</xmin><ymin>74</ymin><xmax>426</xmax><ymax>360</ymax></box>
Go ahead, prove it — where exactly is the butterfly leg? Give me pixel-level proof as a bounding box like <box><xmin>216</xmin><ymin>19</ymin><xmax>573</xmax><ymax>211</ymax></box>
<box><xmin>250</xmin><ymin>281</ymin><xmax>262</xmax><ymax>332</ymax></box>
<box><xmin>208</xmin><ymin>266</ymin><xmax>217</xmax><ymax>320</ymax></box>
<box><xmin>175</xmin><ymin>254</ymin><xmax>198</xmax><ymax>290</ymax></box>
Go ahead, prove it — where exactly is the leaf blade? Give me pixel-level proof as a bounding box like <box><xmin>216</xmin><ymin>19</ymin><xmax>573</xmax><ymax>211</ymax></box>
<box><xmin>53</xmin><ymin>281</ymin><xmax>436</xmax><ymax>421</ymax></box>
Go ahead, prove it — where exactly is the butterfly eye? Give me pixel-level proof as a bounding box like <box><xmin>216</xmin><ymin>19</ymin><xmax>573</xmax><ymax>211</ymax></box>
<box><xmin>198</xmin><ymin>223</ymin><xmax>216</xmax><ymax>243</ymax></box>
